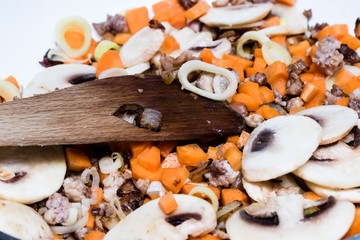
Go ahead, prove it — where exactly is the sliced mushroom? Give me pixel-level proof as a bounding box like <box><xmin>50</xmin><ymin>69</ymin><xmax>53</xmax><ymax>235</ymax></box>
<box><xmin>242</xmin><ymin>115</ymin><xmax>322</xmax><ymax>182</ymax></box>
<box><xmin>0</xmin><ymin>200</ymin><xmax>52</xmax><ymax>239</ymax></box>
<box><xmin>0</xmin><ymin>146</ymin><xmax>66</xmax><ymax>204</ymax></box>
<box><xmin>294</xmin><ymin>142</ymin><xmax>360</xmax><ymax>189</ymax></box>
<box><xmin>169</xmin><ymin>31</ymin><xmax>213</xmax><ymax>58</ymax></box>
<box><xmin>199</xmin><ymin>3</ymin><xmax>273</xmax><ymax>27</ymax></box>
<box><xmin>226</xmin><ymin>194</ymin><xmax>355</xmax><ymax>240</ymax></box>
<box><xmin>306</xmin><ymin>181</ymin><xmax>360</xmax><ymax>203</ymax></box>
<box><xmin>296</xmin><ymin>105</ymin><xmax>358</xmax><ymax>145</ymax></box>
<box><xmin>190</xmin><ymin>38</ymin><xmax>232</xmax><ymax>59</ymax></box>
<box><xmin>104</xmin><ymin>194</ymin><xmax>216</xmax><ymax>240</ymax></box>
<box><xmin>23</xmin><ymin>64</ymin><xmax>96</xmax><ymax>98</ymax></box>
<box><xmin>98</xmin><ymin>67</ymin><xmax>128</xmax><ymax>79</ymax></box>
<box><xmin>120</xmin><ymin>27</ymin><xmax>165</xmax><ymax>68</ymax></box>
<box><xmin>258</xmin><ymin>4</ymin><xmax>308</xmax><ymax>36</ymax></box>
<box><xmin>242</xmin><ymin>175</ymin><xmax>300</xmax><ymax>202</ymax></box>
<box><xmin>126</xmin><ymin>62</ymin><xmax>151</xmax><ymax>75</ymax></box>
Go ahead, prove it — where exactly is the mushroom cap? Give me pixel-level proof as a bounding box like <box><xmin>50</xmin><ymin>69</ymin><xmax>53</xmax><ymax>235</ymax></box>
<box><xmin>296</xmin><ymin>105</ymin><xmax>358</xmax><ymax>145</ymax></box>
<box><xmin>23</xmin><ymin>64</ymin><xmax>96</xmax><ymax>98</ymax></box>
<box><xmin>226</xmin><ymin>194</ymin><xmax>355</xmax><ymax>240</ymax></box>
<box><xmin>294</xmin><ymin>142</ymin><xmax>360</xmax><ymax>189</ymax></box>
<box><xmin>306</xmin><ymin>181</ymin><xmax>360</xmax><ymax>203</ymax></box>
<box><xmin>104</xmin><ymin>194</ymin><xmax>216</xmax><ymax>240</ymax></box>
<box><xmin>242</xmin><ymin>115</ymin><xmax>322</xmax><ymax>182</ymax></box>
<box><xmin>0</xmin><ymin>200</ymin><xmax>52</xmax><ymax>239</ymax></box>
<box><xmin>0</xmin><ymin>146</ymin><xmax>66</xmax><ymax>204</ymax></box>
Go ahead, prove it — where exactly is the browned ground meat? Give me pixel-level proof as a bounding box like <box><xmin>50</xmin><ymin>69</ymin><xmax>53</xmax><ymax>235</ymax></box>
<box><xmin>63</xmin><ymin>176</ymin><xmax>91</xmax><ymax>202</ymax></box>
<box><xmin>286</xmin><ymin>72</ymin><xmax>304</xmax><ymax>96</ymax></box>
<box><xmin>43</xmin><ymin>193</ymin><xmax>70</xmax><ymax>225</ymax></box>
<box><xmin>204</xmin><ymin>160</ymin><xmax>239</xmax><ymax>187</ymax></box>
<box><xmin>303</xmin><ymin>9</ymin><xmax>312</xmax><ymax>21</ymax></box>
<box><xmin>273</xmin><ymin>89</ymin><xmax>286</xmax><ymax>106</ymax></box>
<box><xmin>179</xmin><ymin>0</ymin><xmax>198</xmax><ymax>9</ymax></box>
<box><xmin>325</xmin><ymin>84</ymin><xmax>347</xmax><ymax>105</ymax></box>
<box><xmin>310</xmin><ymin>23</ymin><xmax>329</xmax><ymax>39</ymax></box>
<box><xmin>349</xmin><ymin>88</ymin><xmax>360</xmax><ymax>117</ymax></box>
<box><xmin>93</xmin><ymin>14</ymin><xmax>128</xmax><ymax>36</ymax></box>
<box><xmin>98</xmin><ymin>202</ymin><xmax>115</xmax><ymax>217</ymax></box>
<box><xmin>339</xmin><ymin>44</ymin><xmax>360</xmax><ymax>64</ymax></box>
<box><xmin>250</xmin><ymin>72</ymin><xmax>267</xmax><ymax>86</ymax></box>
<box><xmin>312</xmin><ymin>36</ymin><xmax>344</xmax><ymax>76</ymax></box>
<box><xmin>75</xmin><ymin>227</ymin><xmax>91</xmax><ymax>240</ymax></box>
<box><xmin>149</xmin><ymin>20</ymin><xmax>165</xmax><ymax>30</ymax></box>
<box><xmin>286</xmin><ymin>97</ymin><xmax>304</xmax><ymax>112</ymax></box>
<box><xmin>212</xmin><ymin>0</ymin><xmax>229</xmax><ymax>7</ymax></box>
<box><xmin>288</xmin><ymin>60</ymin><xmax>307</xmax><ymax>75</ymax></box>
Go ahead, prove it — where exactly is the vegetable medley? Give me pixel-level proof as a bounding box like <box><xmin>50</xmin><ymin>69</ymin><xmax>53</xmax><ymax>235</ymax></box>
<box><xmin>1</xmin><ymin>0</ymin><xmax>360</xmax><ymax>239</ymax></box>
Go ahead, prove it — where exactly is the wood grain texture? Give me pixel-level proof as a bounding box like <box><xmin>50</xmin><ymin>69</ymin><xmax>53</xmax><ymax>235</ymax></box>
<box><xmin>0</xmin><ymin>75</ymin><xmax>245</xmax><ymax>146</ymax></box>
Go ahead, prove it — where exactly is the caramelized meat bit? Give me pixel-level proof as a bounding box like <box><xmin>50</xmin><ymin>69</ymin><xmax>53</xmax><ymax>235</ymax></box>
<box><xmin>179</xmin><ymin>0</ymin><xmax>199</xmax><ymax>9</ymax></box>
<box><xmin>303</xmin><ymin>9</ymin><xmax>312</xmax><ymax>21</ymax></box>
<box><xmin>63</xmin><ymin>176</ymin><xmax>91</xmax><ymax>202</ymax></box>
<box><xmin>250</xmin><ymin>73</ymin><xmax>267</xmax><ymax>86</ymax></box>
<box><xmin>93</xmin><ymin>14</ymin><xmax>129</xmax><ymax>36</ymax></box>
<box><xmin>149</xmin><ymin>19</ymin><xmax>165</xmax><ymax>30</ymax></box>
<box><xmin>325</xmin><ymin>84</ymin><xmax>347</xmax><ymax>105</ymax></box>
<box><xmin>205</xmin><ymin>160</ymin><xmax>239</xmax><ymax>187</ymax></box>
<box><xmin>286</xmin><ymin>72</ymin><xmax>304</xmax><ymax>96</ymax></box>
<box><xmin>39</xmin><ymin>49</ymin><xmax>63</xmax><ymax>68</ymax></box>
<box><xmin>312</xmin><ymin>36</ymin><xmax>344</xmax><ymax>76</ymax></box>
<box><xmin>355</xmin><ymin>18</ymin><xmax>360</xmax><ymax>39</ymax></box>
<box><xmin>288</xmin><ymin>60</ymin><xmax>307</xmax><ymax>75</ymax></box>
<box><xmin>349</xmin><ymin>88</ymin><xmax>360</xmax><ymax>117</ymax></box>
<box><xmin>212</xmin><ymin>0</ymin><xmax>229</xmax><ymax>7</ymax></box>
<box><xmin>339</xmin><ymin>44</ymin><xmax>360</xmax><ymax>64</ymax></box>
<box><xmin>286</xmin><ymin>97</ymin><xmax>304</xmax><ymax>112</ymax></box>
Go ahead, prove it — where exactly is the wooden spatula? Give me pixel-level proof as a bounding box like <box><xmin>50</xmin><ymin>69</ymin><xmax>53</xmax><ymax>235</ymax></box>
<box><xmin>0</xmin><ymin>75</ymin><xmax>245</xmax><ymax>146</ymax></box>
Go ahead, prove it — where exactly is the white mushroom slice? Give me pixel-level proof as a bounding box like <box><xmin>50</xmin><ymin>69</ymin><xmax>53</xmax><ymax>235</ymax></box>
<box><xmin>236</xmin><ymin>31</ymin><xmax>270</xmax><ymax>59</ymax></box>
<box><xmin>0</xmin><ymin>80</ymin><xmax>21</xmax><ymax>102</ymax></box>
<box><xmin>219</xmin><ymin>20</ymin><xmax>265</xmax><ymax>30</ymax></box>
<box><xmin>294</xmin><ymin>142</ymin><xmax>360</xmax><ymax>189</ymax></box>
<box><xmin>262</xmin><ymin>41</ymin><xmax>291</xmax><ymax>66</ymax></box>
<box><xmin>199</xmin><ymin>3</ymin><xmax>273</xmax><ymax>27</ymax></box>
<box><xmin>120</xmin><ymin>27</ymin><xmax>165</xmax><ymax>68</ymax></box>
<box><xmin>0</xmin><ymin>200</ymin><xmax>52</xmax><ymax>239</ymax></box>
<box><xmin>126</xmin><ymin>62</ymin><xmax>151</xmax><ymax>75</ymax></box>
<box><xmin>98</xmin><ymin>67</ymin><xmax>128</xmax><ymax>79</ymax></box>
<box><xmin>178</xmin><ymin>60</ymin><xmax>239</xmax><ymax>101</ymax></box>
<box><xmin>296</xmin><ymin>105</ymin><xmax>358</xmax><ymax>145</ymax></box>
<box><xmin>0</xmin><ymin>146</ymin><xmax>66</xmax><ymax>204</ymax></box>
<box><xmin>258</xmin><ymin>4</ymin><xmax>307</xmax><ymax>36</ymax></box>
<box><xmin>169</xmin><ymin>32</ymin><xmax>213</xmax><ymax>58</ymax></box>
<box><xmin>242</xmin><ymin>175</ymin><xmax>300</xmax><ymax>202</ymax></box>
<box><xmin>170</xmin><ymin>27</ymin><xmax>197</xmax><ymax>48</ymax></box>
<box><xmin>226</xmin><ymin>194</ymin><xmax>355</xmax><ymax>240</ymax></box>
<box><xmin>192</xmin><ymin>38</ymin><xmax>232</xmax><ymax>59</ymax></box>
<box><xmin>306</xmin><ymin>181</ymin><xmax>360</xmax><ymax>203</ymax></box>
<box><xmin>242</xmin><ymin>115</ymin><xmax>322</xmax><ymax>182</ymax></box>
<box><xmin>104</xmin><ymin>194</ymin><xmax>216</xmax><ymax>240</ymax></box>
<box><xmin>23</xmin><ymin>64</ymin><xmax>96</xmax><ymax>98</ymax></box>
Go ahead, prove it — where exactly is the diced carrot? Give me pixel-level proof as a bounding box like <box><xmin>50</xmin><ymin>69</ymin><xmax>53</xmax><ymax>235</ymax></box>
<box><xmin>84</xmin><ymin>230</ymin><xmax>105</xmax><ymax>240</ymax></box>
<box><xmin>161</xmin><ymin>153</ymin><xmax>182</xmax><ymax>168</ymax></box>
<box><xmin>254</xmin><ymin>57</ymin><xmax>267</xmax><ymax>70</ymax></box>
<box><xmin>157</xmin><ymin>140</ymin><xmax>178</xmax><ymax>158</ymax></box>
<box><xmin>211</xmin><ymin>58</ymin><xmax>234</xmax><ymax>70</ymax></box>
<box><xmin>275</xmin><ymin>0</ymin><xmax>296</xmax><ymax>6</ymax></box>
<box><xmin>223</xmin><ymin>54</ymin><xmax>253</xmax><ymax>69</ymax></box>
<box><xmin>289</xmin><ymin>40</ymin><xmax>310</xmax><ymax>57</ymax></box>
<box><xmin>189</xmin><ymin>234</ymin><xmax>221</xmax><ymax>240</ymax></box>
<box><xmin>335</xmin><ymin>97</ymin><xmax>350</xmax><ymax>106</ymax></box>
<box><xmin>153</xmin><ymin>0</ymin><xmax>186</xmax><ymax>29</ymax></box>
<box><xmin>264</xmin><ymin>61</ymin><xmax>288</xmax><ymax>96</ymax></box>
<box><xmin>84</xmin><ymin>38</ymin><xmax>98</xmax><ymax>60</ymax></box>
<box><xmin>64</xmin><ymin>25</ymin><xmax>84</xmax><ymax>49</ymax></box>
<box><xmin>255</xmin><ymin>105</ymin><xmax>281</xmax><ymax>120</ymax></box>
<box><xmin>158</xmin><ymin>191</ymin><xmax>178</xmax><ymax>214</ymax></box>
<box><xmin>259</xmin><ymin>86</ymin><xmax>275</xmax><ymax>103</ymax></box>
<box><xmin>177</xmin><ymin>144</ymin><xmax>207</xmax><ymax>166</ymax></box>
<box><xmin>91</xmin><ymin>187</ymin><xmax>103</xmax><ymax>206</ymax></box>
<box><xmin>96</xmin><ymin>50</ymin><xmax>124</xmax><ymax>77</ymax></box>
<box><xmin>308</xmin><ymin>45</ymin><xmax>317</xmax><ymax>58</ymax></box>
<box><xmin>231</xmin><ymin>61</ymin><xmax>245</xmax><ymax>81</ymax></box>
<box><xmin>227</xmin><ymin>135</ymin><xmax>240</xmax><ymax>144</ymax></box>
<box><xmin>220</xmin><ymin>142</ymin><xmax>237</xmax><ymax>153</ymax></box>
<box><xmin>221</xmin><ymin>189</ymin><xmax>248</xmax><ymax>205</ymax></box>
<box><xmin>303</xmin><ymin>191</ymin><xmax>322</xmax><ymax>201</ymax></box>
<box><xmin>199</xmin><ymin>48</ymin><xmax>215</xmax><ymax>64</ymax></box>
<box><xmin>271</xmin><ymin>35</ymin><xmax>286</xmax><ymax>46</ymax></box>
<box><xmin>253</xmin><ymin>48</ymin><xmax>263</xmax><ymax>58</ymax></box>
<box><xmin>137</xmin><ymin>146</ymin><xmax>161</xmax><ymax>172</ymax></box>
<box><xmin>65</xmin><ymin>147</ymin><xmax>92</xmax><ymax>171</ymax></box>
<box><xmin>86</xmin><ymin>208</ymin><xmax>95</xmax><ymax>228</ymax></box>
<box><xmin>143</xmin><ymin>197</ymin><xmax>152</xmax><ymax>204</ymax></box>
<box><xmin>245</xmin><ymin>66</ymin><xmax>264</xmax><ymax>77</ymax></box>
<box><xmin>184</xmin><ymin>1</ymin><xmax>211</xmax><ymax>22</ymax></box>
<box><xmin>130</xmin><ymin>141</ymin><xmax>153</xmax><ymax>158</ymax></box>
<box><xmin>149</xmin><ymin>194</ymin><xmax>160</xmax><ymax>200</ymax></box>
<box><xmin>318</xmin><ymin>24</ymin><xmax>349</xmax><ymax>40</ymax></box>
<box><xmin>304</xmin><ymin>79</ymin><xmax>326</xmax><ymax>108</ymax></box>
<box><xmin>161</xmin><ymin>166</ymin><xmax>190</xmax><ymax>193</ymax></box>
<box><xmin>354</xmin><ymin>63</ymin><xmax>360</xmax><ymax>68</ymax></box>
<box><xmin>131</xmin><ymin>158</ymin><xmax>163</xmax><ymax>181</ymax></box>
<box><xmin>344</xmin><ymin>206</ymin><xmax>360</xmax><ymax>239</ymax></box>
<box><xmin>289</xmin><ymin>106</ymin><xmax>306</xmax><ymax>115</ymax></box>
<box><xmin>160</xmin><ymin>35</ymin><xmax>180</xmax><ymax>55</ymax></box>
<box><xmin>207</xmin><ymin>146</ymin><xmax>219</xmax><ymax>161</ymax></box>
<box><xmin>181</xmin><ymin>183</ymin><xmax>220</xmax><ymax>199</ymax></box>
<box><xmin>300</xmin><ymin>73</ymin><xmax>315</xmax><ymax>83</ymax></box>
<box><xmin>224</xmin><ymin>147</ymin><xmax>242</xmax><ymax>171</ymax></box>
<box><xmin>113</xmin><ymin>33</ymin><xmax>132</xmax><ymax>45</ymax></box>
<box><xmin>238</xmin><ymin>81</ymin><xmax>263</xmax><ymax>106</ymax></box>
<box><xmin>125</xmin><ymin>6</ymin><xmax>150</xmax><ymax>34</ymax></box>
<box><xmin>300</xmin><ymin>82</ymin><xmax>319</xmax><ymax>102</ymax></box>
<box><xmin>237</xmin><ymin>131</ymin><xmax>250</xmax><ymax>149</ymax></box>
<box><xmin>340</xmin><ymin>34</ymin><xmax>360</xmax><ymax>51</ymax></box>
<box><xmin>262</xmin><ymin>16</ymin><xmax>280</xmax><ymax>28</ymax></box>
<box><xmin>335</xmin><ymin>68</ymin><xmax>360</xmax><ymax>95</ymax></box>
<box><xmin>4</xmin><ymin>76</ymin><xmax>19</xmax><ymax>89</ymax></box>
<box><xmin>53</xmin><ymin>233</ymin><xmax>62</xmax><ymax>240</ymax></box>
<box><xmin>232</xmin><ymin>93</ymin><xmax>260</xmax><ymax>111</ymax></box>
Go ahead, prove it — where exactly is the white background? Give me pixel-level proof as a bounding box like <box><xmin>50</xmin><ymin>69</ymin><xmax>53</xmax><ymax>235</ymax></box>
<box><xmin>0</xmin><ymin>0</ymin><xmax>358</xmax><ymax>87</ymax></box>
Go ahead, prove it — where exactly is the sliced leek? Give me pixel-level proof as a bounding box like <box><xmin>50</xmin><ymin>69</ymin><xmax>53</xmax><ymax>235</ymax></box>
<box><xmin>98</xmin><ymin>68</ymin><xmax>128</xmax><ymax>79</ymax></box>
<box><xmin>94</xmin><ymin>40</ymin><xmax>120</xmax><ymax>61</ymax></box>
<box><xmin>0</xmin><ymin>80</ymin><xmax>21</xmax><ymax>102</ymax></box>
<box><xmin>189</xmin><ymin>186</ymin><xmax>219</xmax><ymax>212</ymax></box>
<box><xmin>262</xmin><ymin>41</ymin><xmax>291</xmax><ymax>66</ymax></box>
<box><xmin>236</xmin><ymin>31</ymin><xmax>270</xmax><ymax>59</ymax></box>
<box><xmin>55</xmin><ymin>16</ymin><xmax>92</xmax><ymax>58</ymax></box>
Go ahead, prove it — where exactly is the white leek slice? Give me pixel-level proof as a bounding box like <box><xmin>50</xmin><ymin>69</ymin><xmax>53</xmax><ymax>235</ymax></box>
<box><xmin>94</xmin><ymin>40</ymin><xmax>120</xmax><ymax>61</ymax></box>
<box><xmin>178</xmin><ymin>60</ymin><xmax>239</xmax><ymax>101</ymax></box>
<box><xmin>236</xmin><ymin>31</ymin><xmax>270</xmax><ymax>59</ymax></box>
<box><xmin>47</xmin><ymin>49</ymin><xmax>91</xmax><ymax>64</ymax></box>
<box><xmin>0</xmin><ymin>80</ymin><xmax>21</xmax><ymax>102</ymax></box>
<box><xmin>189</xmin><ymin>186</ymin><xmax>219</xmax><ymax>212</ymax></box>
<box><xmin>98</xmin><ymin>68</ymin><xmax>128</xmax><ymax>79</ymax></box>
<box><xmin>262</xmin><ymin>40</ymin><xmax>291</xmax><ymax>66</ymax></box>
<box><xmin>55</xmin><ymin>16</ymin><xmax>92</xmax><ymax>58</ymax></box>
